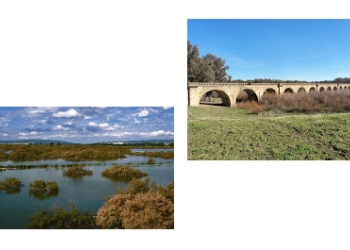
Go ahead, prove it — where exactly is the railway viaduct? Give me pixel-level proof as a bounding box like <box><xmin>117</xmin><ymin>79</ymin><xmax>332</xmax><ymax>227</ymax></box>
<box><xmin>188</xmin><ymin>82</ymin><xmax>350</xmax><ymax>107</ymax></box>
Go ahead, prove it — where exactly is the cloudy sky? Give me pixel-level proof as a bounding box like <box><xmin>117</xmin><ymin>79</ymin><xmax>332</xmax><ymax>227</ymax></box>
<box><xmin>0</xmin><ymin>107</ymin><xmax>174</xmax><ymax>143</ymax></box>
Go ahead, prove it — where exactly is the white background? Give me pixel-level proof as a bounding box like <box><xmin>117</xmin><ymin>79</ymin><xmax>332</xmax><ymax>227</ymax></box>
<box><xmin>1</xmin><ymin>1</ymin><xmax>350</xmax><ymax>249</ymax></box>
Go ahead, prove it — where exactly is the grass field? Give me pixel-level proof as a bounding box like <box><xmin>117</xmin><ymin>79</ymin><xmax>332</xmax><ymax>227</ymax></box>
<box><xmin>188</xmin><ymin>105</ymin><xmax>350</xmax><ymax>160</ymax></box>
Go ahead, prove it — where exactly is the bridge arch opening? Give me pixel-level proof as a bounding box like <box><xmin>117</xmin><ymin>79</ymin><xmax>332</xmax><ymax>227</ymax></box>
<box><xmin>339</xmin><ymin>86</ymin><xmax>343</xmax><ymax>90</ymax></box>
<box><xmin>333</xmin><ymin>86</ymin><xmax>337</xmax><ymax>91</ymax></box>
<box><xmin>199</xmin><ymin>90</ymin><xmax>231</xmax><ymax>107</ymax></box>
<box><xmin>327</xmin><ymin>87</ymin><xmax>332</xmax><ymax>91</ymax></box>
<box><xmin>345</xmin><ymin>86</ymin><xmax>348</xmax><ymax>89</ymax></box>
<box><xmin>298</xmin><ymin>87</ymin><xmax>306</xmax><ymax>93</ymax></box>
<box><xmin>284</xmin><ymin>88</ymin><xmax>294</xmax><ymax>94</ymax></box>
<box><xmin>236</xmin><ymin>89</ymin><xmax>258</xmax><ymax>103</ymax></box>
<box><xmin>309</xmin><ymin>87</ymin><xmax>316</xmax><ymax>92</ymax></box>
<box><xmin>319</xmin><ymin>87</ymin><xmax>325</xmax><ymax>92</ymax></box>
<box><xmin>261</xmin><ymin>88</ymin><xmax>278</xmax><ymax>106</ymax></box>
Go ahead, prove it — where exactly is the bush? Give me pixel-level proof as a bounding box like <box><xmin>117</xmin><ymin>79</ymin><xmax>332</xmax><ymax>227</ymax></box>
<box><xmin>101</xmin><ymin>165</ymin><xmax>148</xmax><ymax>182</ymax></box>
<box><xmin>29</xmin><ymin>180</ymin><xmax>59</xmax><ymax>199</ymax></box>
<box><xmin>29</xmin><ymin>203</ymin><xmax>97</xmax><ymax>229</ymax></box>
<box><xmin>258</xmin><ymin>89</ymin><xmax>350</xmax><ymax>114</ymax></box>
<box><xmin>237</xmin><ymin>101</ymin><xmax>264</xmax><ymax>114</ymax></box>
<box><xmin>0</xmin><ymin>177</ymin><xmax>22</xmax><ymax>194</ymax></box>
<box><xmin>63</xmin><ymin>165</ymin><xmax>93</xmax><ymax>179</ymax></box>
<box><xmin>147</xmin><ymin>157</ymin><xmax>155</xmax><ymax>164</ymax></box>
<box><xmin>96</xmin><ymin>179</ymin><xmax>174</xmax><ymax>229</ymax></box>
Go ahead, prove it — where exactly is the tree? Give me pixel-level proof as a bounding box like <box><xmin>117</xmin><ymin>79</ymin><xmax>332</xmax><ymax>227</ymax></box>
<box><xmin>187</xmin><ymin>40</ymin><xmax>201</xmax><ymax>82</ymax></box>
<box><xmin>187</xmin><ymin>40</ymin><xmax>231</xmax><ymax>83</ymax></box>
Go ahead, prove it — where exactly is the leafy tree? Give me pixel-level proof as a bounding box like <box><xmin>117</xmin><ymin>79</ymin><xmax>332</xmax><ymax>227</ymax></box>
<box><xmin>187</xmin><ymin>40</ymin><xmax>201</xmax><ymax>82</ymax></box>
<box><xmin>187</xmin><ymin>40</ymin><xmax>231</xmax><ymax>83</ymax></box>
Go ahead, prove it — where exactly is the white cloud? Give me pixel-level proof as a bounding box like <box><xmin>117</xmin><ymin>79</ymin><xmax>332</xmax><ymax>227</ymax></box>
<box><xmin>134</xmin><ymin>118</ymin><xmax>141</xmax><ymax>124</ymax></box>
<box><xmin>140</xmin><ymin>130</ymin><xmax>174</xmax><ymax>137</ymax></box>
<box><xmin>54</xmin><ymin>125</ymin><xmax>69</xmax><ymax>131</ymax></box>
<box><xmin>89</xmin><ymin>122</ymin><xmax>110</xmax><ymax>129</ymax></box>
<box><xmin>84</xmin><ymin>115</ymin><xmax>92</xmax><ymax>119</ymax></box>
<box><xmin>1</xmin><ymin>133</ymin><xmax>8</xmax><ymax>136</ymax></box>
<box><xmin>111</xmin><ymin>132</ymin><xmax>137</xmax><ymax>138</ymax></box>
<box><xmin>26</xmin><ymin>107</ymin><xmax>58</xmax><ymax>115</ymax></box>
<box><xmin>88</xmin><ymin>122</ymin><xmax>98</xmax><ymax>127</ymax></box>
<box><xmin>138</xmin><ymin>110</ymin><xmax>149</xmax><ymax>117</ymax></box>
<box><xmin>163</xmin><ymin>106</ymin><xmax>172</xmax><ymax>110</ymax></box>
<box><xmin>105</xmin><ymin>124</ymin><xmax>123</xmax><ymax>131</ymax></box>
<box><xmin>19</xmin><ymin>131</ymin><xmax>38</xmax><ymax>136</ymax></box>
<box><xmin>99</xmin><ymin>123</ymin><xmax>109</xmax><ymax>128</ymax></box>
<box><xmin>53</xmin><ymin>109</ymin><xmax>79</xmax><ymax>118</ymax></box>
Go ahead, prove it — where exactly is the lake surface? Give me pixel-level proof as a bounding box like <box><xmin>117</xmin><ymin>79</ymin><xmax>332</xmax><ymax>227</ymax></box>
<box><xmin>0</xmin><ymin>149</ymin><xmax>174</xmax><ymax>229</ymax></box>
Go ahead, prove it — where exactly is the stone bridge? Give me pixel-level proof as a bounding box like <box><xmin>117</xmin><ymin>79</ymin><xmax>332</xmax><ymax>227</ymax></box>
<box><xmin>188</xmin><ymin>82</ymin><xmax>350</xmax><ymax>107</ymax></box>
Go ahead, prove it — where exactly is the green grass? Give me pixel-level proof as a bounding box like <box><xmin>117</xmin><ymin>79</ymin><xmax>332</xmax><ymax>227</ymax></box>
<box><xmin>188</xmin><ymin>105</ymin><xmax>350</xmax><ymax>160</ymax></box>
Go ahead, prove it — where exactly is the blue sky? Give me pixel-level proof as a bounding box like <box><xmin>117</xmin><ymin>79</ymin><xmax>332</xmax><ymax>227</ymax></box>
<box><xmin>188</xmin><ymin>19</ymin><xmax>350</xmax><ymax>82</ymax></box>
<box><xmin>0</xmin><ymin>107</ymin><xmax>174</xmax><ymax>143</ymax></box>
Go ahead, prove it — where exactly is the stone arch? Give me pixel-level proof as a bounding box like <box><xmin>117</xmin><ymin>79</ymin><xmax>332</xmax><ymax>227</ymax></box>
<box><xmin>236</xmin><ymin>89</ymin><xmax>258</xmax><ymax>103</ymax></box>
<box><xmin>298</xmin><ymin>87</ymin><xmax>306</xmax><ymax>93</ymax></box>
<box><xmin>319</xmin><ymin>87</ymin><xmax>325</xmax><ymax>92</ymax></box>
<box><xmin>339</xmin><ymin>86</ymin><xmax>343</xmax><ymax>90</ymax></box>
<box><xmin>262</xmin><ymin>88</ymin><xmax>276</xmax><ymax>97</ymax></box>
<box><xmin>333</xmin><ymin>86</ymin><xmax>338</xmax><ymax>91</ymax></box>
<box><xmin>327</xmin><ymin>87</ymin><xmax>332</xmax><ymax>91</ymax></box>
<box><xmin>199</xmin><ymin>89</ymin><xmax>231</xmax><ymax>107</ymax></box>
<box><xmin>284</xmin><ymin>88</ymin><xmax>294</xmax><ymax>94</ymax></box>
<box><xmin>345</xmin><ymin>86</ymin><xmax>348</xmax><ymax>89</ymax></box>
<box><xmin>309</xmin><ymin>87</ymin><xmax>316</xmax><ymax>92</ymax></box>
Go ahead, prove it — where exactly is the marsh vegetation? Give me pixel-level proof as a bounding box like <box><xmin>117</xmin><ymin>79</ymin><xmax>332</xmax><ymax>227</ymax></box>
<box><xmin>96</xmin><ymin>178</ymin><xmax>174</xmax><ymax>229</ymax></box>
<box><xmin>0</xmin><ymin>177</ymin><xmax>22</xmax><ymax>194</ymax></box>
<box><xmin>101</xmin><ymin>164</ymin><xmax>148</xmax><ymax>182</ymax></box>
<box><xmin>29</xmin><ymin>180</ymin><xmax>59</xmax><ymax>199</ymax></box>
<box><xmin>29</xmin><ymin>203</ymin><xmax>97</xmax><ymax>229</ymax></box>
<box><xmin>0</xmin><ymin>145</ymin><xmax>174</xmax><ymax>229</ymax></box>
<box><xmin>62</xmin><ymin>165</ymin><xmax>93</xmax><ymax>179</ymax></box>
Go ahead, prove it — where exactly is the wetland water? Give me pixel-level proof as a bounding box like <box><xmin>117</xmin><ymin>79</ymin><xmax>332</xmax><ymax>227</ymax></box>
<box><xmin>0</xmin><ymin>149</ymin><xmax>174</xmax><ymax>229</ymax></box>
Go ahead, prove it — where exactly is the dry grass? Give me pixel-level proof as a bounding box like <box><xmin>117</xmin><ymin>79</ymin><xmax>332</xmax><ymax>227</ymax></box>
<box><xmin>101</xmin><ymin>165</ymin><xmax>148</xmax><ymax>182</ymax></box>
<box><xmin>96</xmin><ymin>179</ymin><xmax>174</xmax><ymax>229</ymax></box>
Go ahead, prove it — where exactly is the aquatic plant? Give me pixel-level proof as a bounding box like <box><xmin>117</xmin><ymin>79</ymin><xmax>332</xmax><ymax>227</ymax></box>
<box><xmin>62</xmin><ymin>165</ymin><xmax>93</xmax><ymax>179</ymax></box>
<box><xmin>101</xmin><ymin>165</ymin><xmax>148</xmax><ymax>182</ymax></box>
<box><xmin>29</xmin><ymin>180</ymin><xmax>59</xmax><ymax>199</ymax></box>
<box><xmin>0</xmin><ymin>177</ymin><xmax>22</xmax><ymax>194</ymax></box>
<box><xmin>147</xmin><ymin>157</ymin><xmax>155</xmax><ymax>164</ymax></box>
<box><xmin>29</xmin><ymin>203</ymin><xmax>97</xmax><ymax>229</ymax></box>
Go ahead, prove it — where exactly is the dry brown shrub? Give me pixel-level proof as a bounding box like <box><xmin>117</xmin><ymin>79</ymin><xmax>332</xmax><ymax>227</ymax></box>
<box><xmin>237</xmin><ymin>101</ymin><xmax>264</xmax><ymax>114</ymax></box>
<box><xmin>96</xmin><ymin>191</ymin><xmax>174</xmax><ymax>229</ymax></box>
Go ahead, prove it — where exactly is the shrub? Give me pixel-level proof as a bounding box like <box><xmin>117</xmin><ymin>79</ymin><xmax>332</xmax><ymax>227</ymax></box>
<box><xmin>101</xmin><ymin>165</ymin><xmax>148</xmax><ymax>182</ymax></box>
<box><xmin>237</xmin><ymin>101</ymin><xmax>264</xmax><ymax>114</ymax></box>
<box><xmin>29</xmin><ymin>203</ymin><xmax>97</xmax><ymax>229</ymax></box>
<box><xmin>147</xmin><ymin>157</ymin><xmax>155</xmax><ymax>164</ymax></box>
<box><xmin>258</xmin><ymin>90</ymin><xmax>350</xmax><ymax>114</ymax></box>
<box><xmin>0</xmin><ymin>177</ymin><xmax>22</xmax><ymax>194</ymax></box>
<box><xmin>63</xmin><ymin>165</ymin><xmax>93</xmax><ymax>179</ymax></box>
<box><xmin>29</xmin><ymin>180</ymin><xmax>59</xmax><ymax>199</ymax></box>
<box><xmin>96</xmin><ymin>180</ymin><xmax>174</xmax><ymax>229</ymax></box>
